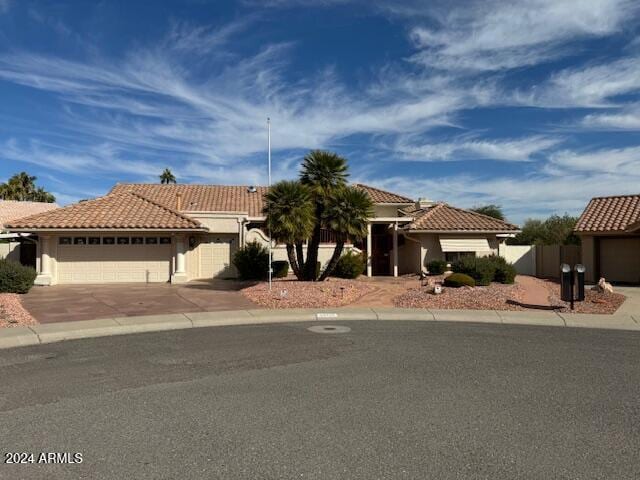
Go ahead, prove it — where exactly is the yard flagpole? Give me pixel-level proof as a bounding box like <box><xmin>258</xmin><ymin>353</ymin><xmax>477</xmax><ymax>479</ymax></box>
<box><xmin>267</xmin><ymin>117</ymin><xmax>272</xmax><ymax>291</ymax></box>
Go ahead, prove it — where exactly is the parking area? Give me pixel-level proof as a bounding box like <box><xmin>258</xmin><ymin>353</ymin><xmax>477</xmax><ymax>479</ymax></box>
<box><xmin>21</xmin><ymin>280</ymin><xmax>257</xmax><ymax>323</ymax></box>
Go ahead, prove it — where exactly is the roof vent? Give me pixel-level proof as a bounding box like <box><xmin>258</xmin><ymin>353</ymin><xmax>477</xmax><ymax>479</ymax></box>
<box><xmin>416</xmin><ymin>197</ymin><xmax>435</xmax><ymax>210</ymax></box>
<box><xmin>247</xmin><ymin>186</ymin><xmax>257</xmax><ymax>193</ymax></box>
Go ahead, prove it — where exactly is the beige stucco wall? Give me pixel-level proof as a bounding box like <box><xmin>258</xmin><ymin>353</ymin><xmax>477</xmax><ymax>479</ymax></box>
<box><xmin>188</xmin><ymin>215</ymin><xmax>242</xmax><ymax>234</ymax></box>
<box><xmin>580</xmin><ymin>235</ymin><xmax>596</xmax><ymax>283</ymax></box>
<box><xmin>403</xmin><ymin>232</ymin><xmax>503</xmax><ymax>273</ymax></box>
<box><xmin>372</xmin><ymin>205</ymin><xmax>406</xmax><ymax>217</ymax></box>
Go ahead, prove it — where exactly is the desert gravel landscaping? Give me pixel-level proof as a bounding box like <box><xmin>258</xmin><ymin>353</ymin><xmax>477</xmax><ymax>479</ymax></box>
<box><xmin>241</xmin><ymin>278</ymin><xmax>375</xmax><ymax>309</ymax></box>
<box><xmin>394</xmin><ymin>279</ymin><xmax>528</xmax><ymax>311</ymax></box>
<box><xmin>0</xmin><ymin>293</ymin><xmax>37</xmax><ymax>328</ymax></box>
<box><xmin>543</xmin><ymin>280</ymin><xmax>626</xmax><ymax>314</ymax></box>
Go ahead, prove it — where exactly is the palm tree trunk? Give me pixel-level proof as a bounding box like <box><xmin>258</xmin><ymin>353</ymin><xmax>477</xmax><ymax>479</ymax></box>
<box><xmin>304</xmin><ymin>218</ymin><xmax>322</xmax><ymax>280</ymax></box>
<box><xmin>286</xmin><ymin>244</ymin><xmax>302</xmax><ymax>279</ymax></box>
<box><xmin>318</xmin><ymin>240</ymin><xmax>344</xmax><ymax>281</ymax></box>
<box><xmin>295</xmin><ymin>241</ymin><xmax>305</xmax><ymax>276</ymax></box>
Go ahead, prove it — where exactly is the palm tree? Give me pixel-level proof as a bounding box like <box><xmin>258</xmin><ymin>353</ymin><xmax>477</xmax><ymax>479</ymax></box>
<box><xmin>0</xmin><ymin>172</ymin><xmax>55</xmax><ymax>202</ymax></box>
<box><xmin>159</xmin><ymin>168</ymin><xmax>177</xmax><ymax>184</ymax></box>
<box><xmin>318</xmin><ymin>186</ymin><xmax>373</xmax><ymax>280</ymax></box>
<box><xmin>263</xmin><ymin>181</ymin><xmax>315</xmax><ymax>279</ymax></box>
<box><xmin>299</xmin><ymin>150</ymin><xmax>348</xmax><ymax>280</ymax></box>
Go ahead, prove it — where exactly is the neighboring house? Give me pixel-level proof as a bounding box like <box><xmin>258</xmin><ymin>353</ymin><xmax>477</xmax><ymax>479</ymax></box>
<box><xmin>5</xmin><ymin>184</ymin><xmax>518</xmax><ymax>285</ymax></box>
<box><xmin>575</xmin><ymin>194</ymin><xmax>640</xmax><ymax>284</ymax></box>
<box><xmin>0</xmin><ymin>200</ymin><xmax>59</xmax><ymax>265</ymax></box>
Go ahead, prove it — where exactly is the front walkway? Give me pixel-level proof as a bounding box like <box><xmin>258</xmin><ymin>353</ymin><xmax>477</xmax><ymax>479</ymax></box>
<box><xmin>22</xmin><ymin>280</ymin><xmax>257</xmax><ymax>323</ymax></box>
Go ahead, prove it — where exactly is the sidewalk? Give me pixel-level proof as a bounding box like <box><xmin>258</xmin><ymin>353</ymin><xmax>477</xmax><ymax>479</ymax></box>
<box><xmin>1</xmin><ymin>306</ymin><xmax>639</xmax><ymax>350</ymax></box>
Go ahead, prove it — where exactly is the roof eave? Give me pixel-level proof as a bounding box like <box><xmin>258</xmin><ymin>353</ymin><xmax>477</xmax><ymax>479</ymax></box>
<box><xmin>403</xmin><ymin>229</ymin><xmax>521</xmax><ymax>234</ymax></box>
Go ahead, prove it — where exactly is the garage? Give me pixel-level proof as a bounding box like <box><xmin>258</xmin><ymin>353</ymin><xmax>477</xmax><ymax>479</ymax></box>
<box><xmin>198</xmin><ymin>234</ymin><xmax>237</xmax><ymax>279</ymax></box>
<box><xmin>598</xmin><ymin>237</ymin><xmax>640</xmax><ymax>284</ymax></box>
<box><xmin>57</xmin><ymin>235</ymin><xmax>173</xmax><ymax>284</ymax></box>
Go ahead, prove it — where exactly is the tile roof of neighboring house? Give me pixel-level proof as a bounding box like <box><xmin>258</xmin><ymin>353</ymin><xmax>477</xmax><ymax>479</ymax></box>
<box><xmin>352</xmin><ymin>184</ymin><xmax>414</xmax><ymax>204</ymax></box>
<box><xmin>0</xmin><ymin>200</ymin><xmax>59</xmax><ymax>228</ymax></box>
<box><xmin>575</xmin><ymin>194</ymin><xmax>640</xmax><ymax>233</ymax></box>
<box><xmin>5</xmin><ymin>192</ymin><xmax>204</xmax><ymax>231</ymax></box>
<box><xmin>403</xmin><ymin>203</ymin><xmax>519</xmax><ymax>232</ymax></box>
<box><xmin>111</xmin><ymin>183</ymin><xmax>414</xmax><ymax>216</ymax></box>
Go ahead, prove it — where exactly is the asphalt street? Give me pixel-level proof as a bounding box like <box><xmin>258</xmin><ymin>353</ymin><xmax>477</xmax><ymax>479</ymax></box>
<box><xmin>1</xmin><ymin>321</ymin><xmax>639</xmax><ymax>479</ymax></box>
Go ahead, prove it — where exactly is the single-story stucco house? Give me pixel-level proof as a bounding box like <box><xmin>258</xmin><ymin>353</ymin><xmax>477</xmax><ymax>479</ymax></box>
<box><xmin>5</xmin><ymin>183</ymin><xmax>518</xmax><ymax>285</ymax></box>
<box><xmin>575</xmin><ymin>194</ymin><xmax>640</xmax><ymax>284</ymax></box>
<box><xmin>0</xmin><ymin>200</ymin><xmax>59</xmax><ymax>266</ymax></box>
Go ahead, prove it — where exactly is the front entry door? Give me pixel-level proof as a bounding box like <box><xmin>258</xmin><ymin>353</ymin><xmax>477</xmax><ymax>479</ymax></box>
<box><xmin>372</xmin><ymin>232</ymin><xmax>392</xmax><ymax>276</ymax></box>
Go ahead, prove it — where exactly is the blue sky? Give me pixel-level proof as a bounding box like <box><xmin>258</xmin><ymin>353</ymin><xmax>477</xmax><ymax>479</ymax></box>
<box><xmin>0</xmin><ymin>0</ymin><xmax>639</xmax><ymax>224</ymax></box>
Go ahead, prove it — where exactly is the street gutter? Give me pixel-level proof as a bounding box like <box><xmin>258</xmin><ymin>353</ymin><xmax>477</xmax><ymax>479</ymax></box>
<box><xmin>1</xmin><ymin>307</ymin><xmax>638</xmax><ymax>350</ymax></box>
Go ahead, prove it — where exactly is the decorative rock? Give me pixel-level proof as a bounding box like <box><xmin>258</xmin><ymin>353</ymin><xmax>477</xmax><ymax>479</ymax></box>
<box><xmin>592</xmin><ymin>277</ymin><xmax>614</xmax><ymax>293</ymax></box>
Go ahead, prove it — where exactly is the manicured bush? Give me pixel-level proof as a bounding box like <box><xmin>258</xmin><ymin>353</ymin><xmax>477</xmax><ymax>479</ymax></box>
<box><xmin>427</xmin><ymin>260</ymin><xmax>447</xmax><ymax>275</ymax></box>
<box><xmin>271</xmin><ymin>260</ymin><xmax>289</xmax><ymax>278</ymax></box>
<box><xmin>452</xmin><ymin>255</ymin><xmax>517</xmax><ymax>285</ymax></box>
<box><xmin>332</xmin><ymin>251</ymin><xmax>365</xmax><ymax>279</ymax></box>
<box><xmin>232</xmin><ymin>241</ymin><xmax>269</xmax><ymax>280</ymax></box>
<box><xmin>0</xmin><ymin>259</ymin><xmax>37</xmax><ymax>293</ymax></box>
<box><xmin>452</xmin><ymin>256</ymin><xmax>495</xmax><ymax>286</ymax></box>
<box><xmin>443</xmin><ymin>273</ymin><xmax>475</xmax><ymax>288</ymax></box>
<box><xmin>490</xmin><ymin>256</ymin><xmax>517</xmax><ymax>284</ymax></box>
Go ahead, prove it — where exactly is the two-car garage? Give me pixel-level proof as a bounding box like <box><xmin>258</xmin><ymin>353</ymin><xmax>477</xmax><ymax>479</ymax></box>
<box><xmin>597</xmin><ymin>237</ymin><xmax>640</xmax><ymax>284</ymax></box>
<box><xmin>56</xmin><ymin>235</ymin><xmax>174</xmax><ymax>284</ymax></box>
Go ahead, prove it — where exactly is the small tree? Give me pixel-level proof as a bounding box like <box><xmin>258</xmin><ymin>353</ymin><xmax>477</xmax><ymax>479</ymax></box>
<box><xmin>470</xmin><ymin>204</ymin><xmax>505</xmax><ymax>220</ymax></box>
<box><xmin>508</xmin><ymin>215</ymin><xmax>580</xmax><ymax>245</ymax></box>
<box><xmin>159</xmin><ymin>168</ymin><xmax>177</xmax><ymax>184</ymax></box>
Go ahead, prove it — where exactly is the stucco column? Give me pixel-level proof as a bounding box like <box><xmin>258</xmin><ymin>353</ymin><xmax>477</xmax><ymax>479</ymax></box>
<box><xmin>35</xmin><ymin>235</ymin><xmax>52</xmax><ymax>286</ymax></box>
<box><xmin>392</xmin><ymin>222</ymin><xmax>398</xmax><ymax>277</ymax></box>
<box><xmin>238</xmin><ymin>218</ymin><xmax>247</xmax><ymax>247</ymax></box>
<box><xmin>171</xmin><ymin>235</ymin><xmax>188</xmax><ymax>283</ymax></box>
<box><xmin>366</xmin><ymin>223</ymin><xmax>372</xmax><ymax>277</ymax></box>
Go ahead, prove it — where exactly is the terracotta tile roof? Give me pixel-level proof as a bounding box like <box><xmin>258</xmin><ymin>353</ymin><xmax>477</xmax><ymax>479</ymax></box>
<box><xmin>111</xmin><ymin>184</ymin><xmax>269</xmax><ymax>217</ymax></box>
<box><xmin>5</xmin><ymin>192</ymin><xmax>204</xmax><ymax>231</ymax></box>
<box><xmin>111</xmin><ymin>183</ymin><xmax>413</xmax><ymax>215</ymax></box>
<box><xmin>0</xmin><ymin>200</ymin><xmax>59</xmax><ymax>228</ymax></box>
<box><xmin>352</xmin><ymin>184</ymin><xmax>414</xmax><ymax>204</ymax></box>
<box><xmin>575</xmin><ymin>194</ymin><xmax>640</xmax><ymax>233</ymax></box>
<box><xmin>403</xmin><ymin>203</ymin><xmax>519</xmax><ymax>232</ymax></box>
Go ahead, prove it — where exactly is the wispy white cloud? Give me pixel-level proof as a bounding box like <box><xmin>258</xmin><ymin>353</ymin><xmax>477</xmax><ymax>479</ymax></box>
<box><xmin>581</xmin><ymin>104</ymin><xmax>640</xmax><ymax>130</ymax></box>
<box><xmin>393</xmin><ymin>135</ymin><xmax>562</xmax><ymax>162</ymax></box>
<box><xmin>548</xmin><ymin>145</ymin><xmax>640</xmax><ymax>176</ymax></box>
<box><xmin>517</xmin><ymin>57</ymin><xmax>640</xmax><ymax>107</ymax></box>
<box><xmin>407</xmin><ymin>0</ymin><xmax>637</xmax><ymax>72</ymax></box>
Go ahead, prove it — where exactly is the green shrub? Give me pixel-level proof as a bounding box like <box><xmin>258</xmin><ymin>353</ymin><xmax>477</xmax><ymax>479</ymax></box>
<box><xmin>0</xmin><ymin>259</ymin><xmax>37</xmax><ymax>293</ymax></box>
<box><xmin>232</xmin><ymin>241</ymin><xmax>269</xmax><ymax>280</ymax></box>
<box><xmin>452</xmin><ymin>256</ymin><xmax>495</xmax><ymax>286</ymax></box>
<box><xmin>271</xmin><ymin>260</ymin><xmax>289</xmax><ymax>278</ymax></box>
<box><xmin>443</xmin><ymin>273</ymin><xmax>476</xmax><ymax>288</ymax></box>
<box><xmin>427</xmin><ymin>260</ymin><xmax>447</xmax><ymax>275</ymax></box>
<box><xmin>332</xmin><ymin>251</ymin><xmax>365</xmax><ymax>279</ymax></box>
<box><xmin>490</xmin><ymin>256</ymin><xmax>517</xmax><ymax>284</ymax></box>
<box><xmin>452</xmin><ymin>255</ymin><xmax>517</xmax><ymax>285</ymax></box>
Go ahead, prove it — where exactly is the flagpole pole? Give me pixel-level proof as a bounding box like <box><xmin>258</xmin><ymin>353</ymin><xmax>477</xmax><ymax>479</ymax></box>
<box><xmin>267</xmin><ymin>117</ymin><xmax>272</xmax><ymax>291</ymax></box>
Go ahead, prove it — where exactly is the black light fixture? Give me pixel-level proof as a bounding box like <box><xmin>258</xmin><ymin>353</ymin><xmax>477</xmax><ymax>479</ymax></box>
<box><xmin>560</xmin><ymin>263</ymin><xmax>586</xmax><ymax>310</ymax></box>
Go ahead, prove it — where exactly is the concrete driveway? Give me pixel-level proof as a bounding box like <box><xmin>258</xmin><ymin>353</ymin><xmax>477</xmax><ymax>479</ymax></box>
<box><xmin>22</xmin><ymin>280</ymin><xmax>257</xmax><ymax>323</ymax></box>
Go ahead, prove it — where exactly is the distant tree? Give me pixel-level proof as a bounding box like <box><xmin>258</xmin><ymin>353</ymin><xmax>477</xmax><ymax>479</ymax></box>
<box><xmin>507</xmin><ymin>214</ymin><xmax>580</xmax><ymax>246</ymax></box>
<box><xmin>0</xmin><ymin>172</ymin><xmax>55</xmax><ymax>202</ymax></box>
<box><xmin>470</xmin><ymin>204</ymin><xmax>505</xmax><ymax>220</ymax></box>
<box><xmin>159</xmin><ymin>168</ymin><xmax>177</xmax><ymax>184</ymax></box>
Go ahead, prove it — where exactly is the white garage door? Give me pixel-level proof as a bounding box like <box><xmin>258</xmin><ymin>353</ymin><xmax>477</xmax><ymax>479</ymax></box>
<box><xmin>57</xmin><ymin>235</ymin><xmax>172</xmax><ymax>284</ymax></box>
<box><xmin>599</xmin><ymin>237</ymin><xmax>640</xmax><ymax>284</ymax></box>
<box><xmin>199</xmin><ymin>234</ymin><xmax>237</xmax><ymax>278</ymax></box>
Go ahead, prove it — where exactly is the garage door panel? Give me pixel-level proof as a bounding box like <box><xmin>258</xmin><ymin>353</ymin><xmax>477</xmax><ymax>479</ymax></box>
<box><xmin>199</xmin><ymin>234</ymin><xmax>237</xmax><ymax>279</ymax></box>
<box><xmin>57</xmin><ymin>244</ymin><xmax>172</xmax><ymax>284</ymax></box>
<box><xmin>599</xmin><ymin>238</ymin><xmax>640</xmax><ymax>284</ymax></box>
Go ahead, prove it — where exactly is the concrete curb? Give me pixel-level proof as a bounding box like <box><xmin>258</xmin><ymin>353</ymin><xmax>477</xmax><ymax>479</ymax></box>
<box><xmin>1</xmin><ymin>307</ymin><xmax>639</xmax><ymax>350</ymax></box>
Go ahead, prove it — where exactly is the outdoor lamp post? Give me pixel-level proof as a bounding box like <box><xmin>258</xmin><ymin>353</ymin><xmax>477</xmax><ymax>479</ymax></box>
<box><xmin>560</xmin><ymin>263</ymin><xmax>586</xmax><ymax>310</ymax></box>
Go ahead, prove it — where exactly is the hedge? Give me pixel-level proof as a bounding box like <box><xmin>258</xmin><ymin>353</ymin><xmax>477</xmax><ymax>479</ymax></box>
<box><xmin>0</xmin><ymin>259</ymin><xmax>37</xmax><ymax>294</ymax></box>
<box><xmin>443</xmin><ymin>273</ymin><xmax>475</xmax><ymax>288</ymax></box>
